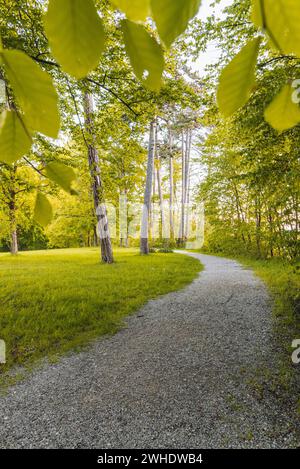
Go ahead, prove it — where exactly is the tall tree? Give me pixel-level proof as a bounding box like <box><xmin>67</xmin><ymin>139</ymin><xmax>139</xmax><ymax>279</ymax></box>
<box><xmin>83</xmin><ymin>92</ymin><xmax>113</xmax><ymax>263</ymax></box>
<box><xmin>155</xmin><ymin>122</ymin><xmax>166</xmax><ymax>240</ymax></box>
<box><xmin>140</xmin><ymin>119</ymin><xmax>156</xmax><ymax>254</ymax></box>
<box><xmin>168</xmin><ymin>125</ymin><xmax>175</xmax><ymax>241</ymax></box>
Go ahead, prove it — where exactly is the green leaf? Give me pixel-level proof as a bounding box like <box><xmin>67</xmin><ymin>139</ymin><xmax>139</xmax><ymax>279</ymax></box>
<box><xmin>111</xmin><ymin>0</ymin><xmax>150</xmax><ymax>22</ymax></box>
<box><xmin>251</xmin><ymin>0</ymin><xmax>264</xmax><ymax>28</ymax></box>
<box><xmin>34</xmin><ymin>192</ymin><xmax>53</xmax><ymax>227</ymax></box>
<box><xmin>44</xmin><ymin>0</ymin><xmax>105</xmax><ymax>79</ymax></box>
<box><xmin>1</xmin><ymin>50</ymin><xmax>60</xmax><ymax>138</ymax></box>
<box><xmin>217</xmin><ymin>38</ymin><xmax>261</xmax><ymax>117</ymax></box>
<box><xmin>121</xmin><ymin>20</ymin><xmax>164</xmax><ymax>91</ymax></box>
<box><xmin>45</xmin><ymin>162</ymin><xmax>77</xmax><ymax>194</ymax></box>
<box><xmin>151</xmin><ymin>0</ymin><xmax>201</xmax><ymax>48</ymax></box>
<box><xmin>251</xmin><ymin>0</ymin><xmax>300</xmax><ymax>56</ymax></box>
<box><xmin>264</xmin><ymin>84</ymin><xmax>300</xmax><ymax>132</ymax></box>
<box><xmin>0</xmin><ymin>110</ymin><xmax>32</xmax><ymax>164</ymax></box>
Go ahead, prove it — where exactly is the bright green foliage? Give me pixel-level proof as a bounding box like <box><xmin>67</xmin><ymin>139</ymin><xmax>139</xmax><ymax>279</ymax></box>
<box><xmin>1</xmin><ymin>50</ymin><xmax>60</xmax><ymax>138</ymax></box>
<box><xmin>251</xmin><ymin>0</ymin><xmax>263</xmax><ymax>28</ymax></box>
<box><xmin>34</xmin><ymin>192</ymin><xmax>53</xmax><ymax>227</ymax></box>
<box><xmin>111</xmin><ymin>0</ymin><xmax>150</xmax><ymax>22</ymax></box>
<box><xmin>264</xmin><ymin>85</ymin><xmax>300</xmax><ymax>132</ymax></box>
<box><xmin>0</xmin><ymin>248</ymin><xmax>202</xmax><ymax>376</ymax></box>
<box><xmin>45</xmin><ymin>162</ymin><xmax>77</xmax><ymax>194</ymax></box>
<box><xmin>121</xmin><ymin>20</ymin><xmax>164</xmax><ymax>91</ymax></box>
<box><xmin>200</xmin><ymin>59</ymin><xmax>300</xmax><ymax>261</ymax></box>
<box><xmin>251</xmin><ymin>0</ymin><xmax>300</xmax><ymax>57</ymax></box>
<box><xmin>151</xmin><ymin>0</ymin><xmax>201</xmax><ymax>48</ymax></box>
<box><xmin>44</xmin><ymin>0</ymin><xmax>105</xmax><ymax>79</ymax></box>
<box><xmin>217</xmin><ymin>38</ymin><xmax>261</xmax><ymax>117</ymax></box>
<box><xmin>0</xmin><ymin>110</ymin><xmax>31</xmax><ymax>164</ymax></box>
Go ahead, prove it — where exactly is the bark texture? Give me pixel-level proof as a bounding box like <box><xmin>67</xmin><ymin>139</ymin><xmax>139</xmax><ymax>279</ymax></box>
<box><xmin>168</xmin><ymin>127</ymin><xmax>174</xmax><ymax>240</ymax></box>
<box><xmin>83</xmin><ymin>92</ymin><xmax>113</xmax><ymax>264</ymax></box>
<box><xmin>140</xmin><ymin>120</ymin><xmax>156</xmax><ymax>254</ymax></box>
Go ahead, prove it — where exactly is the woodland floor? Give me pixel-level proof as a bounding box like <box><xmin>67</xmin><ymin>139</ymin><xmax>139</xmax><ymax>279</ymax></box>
<box><xmin>0</xmin><ymin>252</ymin><xmax>299</xmax><ymax>448</ymax></box>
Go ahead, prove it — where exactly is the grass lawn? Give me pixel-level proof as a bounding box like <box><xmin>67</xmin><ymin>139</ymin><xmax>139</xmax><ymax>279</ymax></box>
<box><xmin>236</xmin><ymin>257</ymin><xmax>299</xmax><ymax>326</ymax></box>
<box><xmin>0</xmin><ymin>247</ymin><xmax>202</xmax><ymax>379</ymax></box>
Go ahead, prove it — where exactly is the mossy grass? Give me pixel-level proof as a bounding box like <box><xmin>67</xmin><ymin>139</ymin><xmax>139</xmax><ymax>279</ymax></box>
<box><xmin>0</xmin><ymin>247</ymin><xmax>202</xmax><ymax>384</ymax></box>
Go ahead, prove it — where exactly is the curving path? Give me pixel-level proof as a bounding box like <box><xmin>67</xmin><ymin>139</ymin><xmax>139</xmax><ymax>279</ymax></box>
<box><xmin>0</xmin><ymin>252</ymin><xmax>299</xmax><ymax>448</ymax></box>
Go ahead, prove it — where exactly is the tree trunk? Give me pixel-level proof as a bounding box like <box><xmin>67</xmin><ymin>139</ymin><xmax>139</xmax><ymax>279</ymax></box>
<box><xmin>232</xmin><ymin>182</ymin><xmax>246</xmax><ymax>244</ymax></box>
<box><xmin>83</xmin><ymin>92</ymin><xmax>113</xmax><ymax>263</ymax></box>
<box><xmin>184</xmin><ymin>130</ymin><xmax>192</xmax><ymax>239</ymax></box>
<box><xmin>119</xmin><ymin>189</ymin><xmax>128</xmax><ymax>247</ymax></box>
<box><xmin>168</xmin><ymin>127</ymin><xmax>174</xmax><ymax>240</ymax></box>
<box><xmin>255</xmin><ymin>197</ymin><xmax>262</xmax><ymax>258</ymax></box>
<box><xmin>8</xmin><ymin>167</ymin><xmax>18</xmax><ymax>255</ymax></box>
<box><xmin>10</xmin><ymin>226</ymin><xmax>18</xmax><ymax>255</ymax></box>
<box><xmin>178</xmin><ymin>130</ymin><xmax>186</xmax><ymax>245</ymax></box>
<box><xmin>185</xmin><ymin>174</ymin><xmax>191</xmax><ymax>239</ymax></box>
<box><xmin>155</xmin><ymin>126</ymin><xmax>165</xmax><ymax>240</ymax></box>
<box><xmin>268</xmin><ymin>209</ymin><xmax>274</xmax><ymax>258</ymax></box>
<box><xmin>150</xmin><ymin>140</ymin><xmax>156</xmax><ymax>240</ymax></box>
<box><xmin>140</xmin><ymin>119</ymin><xmax>156</xmax><ymax>254</ymax></box>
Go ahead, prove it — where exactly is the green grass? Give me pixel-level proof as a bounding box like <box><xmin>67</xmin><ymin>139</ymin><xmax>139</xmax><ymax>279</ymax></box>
<box><xmin>235</xmin><ymin>257</ymin><xmax>299</xmax><ymax>324</ymax></box>
<box><xmin>0</xmin><ymin>247</ymin><xmax>202</xmax><ymax>379</ymax></box>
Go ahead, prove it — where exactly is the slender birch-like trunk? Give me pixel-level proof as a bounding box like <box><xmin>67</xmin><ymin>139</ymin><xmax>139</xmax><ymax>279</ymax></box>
<box><xmin>155</xmin><ymin>126</ymin><xmax>165</xmax><ymax>239</ymax></box>
<box><xmin>168</xmin><ymin>126</ymin><xmax>174</xmax><ymax>240</ymax></box>
<box><xmin>83</xmin><ymin>92</ymin><xmax>113</xmax><ymax>264</ymax></box>
<box><xmin>9</xmin><ymin>201</ymin><xmax>18</xmax><ymax>255</ymax></box>
<box><xmin>178</xmin><ymin>130</ymin><xmax>186</xmax><ymax>244</ymax></box>
<box><xmin>255</xmin><ymin>196</ymin><xmax>262</xmax><ymax>258</ymax></box>
<box><xmin>185</xmin><ymin>173</ymin><xmax>191</xmax><ymax>239</ymax></box>
<box><xmin>8</xmin><ymin>166</ymin><xmax>18</xmax><ymax>255</ymax></box>
<box><xmin>150</xmin><ymin>131</ymin><xmax>156</xmax><ymax>240</ymax></box>
<box><xmin>119</xmin><ymin>189</ymin><xmax>128</xmax><ymax>247</ymax></box>
<box><xmin>184</xmin><ymin>130</ymin><xmax>192</xmax><ymax>239</ymax></box>
<box><xmin>140</xmin><ymin>119</ymin><xmax>156</xmax><ymax>254</ymax></box>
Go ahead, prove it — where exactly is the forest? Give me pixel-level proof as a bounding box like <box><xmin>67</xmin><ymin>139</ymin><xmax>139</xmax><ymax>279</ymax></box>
<box><xmin>0</xmin><ymin>0</ymin><xmax>299</xmax><ymax>263</ymax></box>
<box><xmin>0</xmin><ymin>0</ymin><xmax>299</xmax><ymax>452</ymax></box>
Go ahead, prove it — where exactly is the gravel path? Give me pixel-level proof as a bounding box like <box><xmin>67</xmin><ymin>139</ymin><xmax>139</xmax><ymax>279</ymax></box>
<box><xmin>0</xmin><ymin>252</ymin><xmax>299</xmax><ymax>449</ymax></box>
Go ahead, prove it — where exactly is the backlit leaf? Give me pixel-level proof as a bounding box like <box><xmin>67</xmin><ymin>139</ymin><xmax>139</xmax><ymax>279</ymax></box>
<box><xmin>1</xmin><ymin>50</ymin><xmax>60</xmax><ymax>138</ymax></box>
<box><xmin>45</xmin><ymin>162</ymin><xmax>77</xmax><ymax>194</ymax></box>
<box><xmin>151</xmin><ymin>0</ymin><xmax>201</xmax><ymax>48</ymax></box>
<box><xmin>217</xmin><ymin>38</ymin><xmax>261</xmax><ymax>117</ymax></box>
<box><xmin>111</xmin><ymin>0</ymin><xmax>150</xmax><ymax>22</ymax></box>
<box><xmin>34</xmin><ymin>192</ymin><xmax>53</xmax><ymax>227</ymax></box>
<box><xmin>264</xmin><ymin>84</ymin><xmax>300</xmax><ymax>132</ymax></box>
<box><xmin>0</xmin><ymin>110</ymin><xmax>32</xmax><ymax>164</ymax></box>
<box><xmin>45</xmin><ymin>0</ymin><xmax>105</xmax><ymax>79</ymax></box>
<box><xmin>251</xmin><ymin>0</ymin><xmax>300</xmax><ymax>56</ymax></box>
<box><xmin>121</xmin><ymin>19</ymin><xmax>164</xmax><ymax>91</ymax></box>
